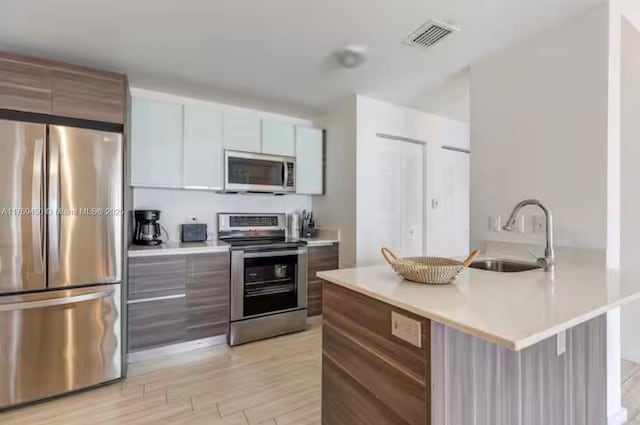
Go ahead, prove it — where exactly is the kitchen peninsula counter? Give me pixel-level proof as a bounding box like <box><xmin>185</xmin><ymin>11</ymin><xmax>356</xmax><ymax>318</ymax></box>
<box><xmin>318</xmin><ymin>254</ymin><xmax>640</xmax><ymax>425</ymax></box>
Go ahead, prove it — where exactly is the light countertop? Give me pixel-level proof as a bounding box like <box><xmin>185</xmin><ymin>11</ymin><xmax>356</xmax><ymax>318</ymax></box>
<box><xmin>128</xmin><ymin>238</ymin><xmax>339</xmax><ymax>257</ymax></box>
<box><xmin>317</xmin><ymin>253</ymin><xmax>640</xmax><ymax>351</ymax></box>
<box><xmin>128</xmin><ymin>240</ymin><xmax>230</xmax><ymax>257</ymax></box>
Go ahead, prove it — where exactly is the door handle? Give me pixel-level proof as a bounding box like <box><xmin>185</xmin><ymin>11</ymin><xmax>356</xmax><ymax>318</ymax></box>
<box><xmin>0</xmin><ymin>288</ymin><xmax>115</xmax><ymax>311</ymax></box>
<box><xmin>283</xmin><ymin>159</ymin><xmax>289</xmax><ymax>190</ymax></box>
<box><xmin>48</xmin><ymin>131</ymin><xmax>61</xmax><ymax>275</ymax></box>
<box><xmin>31</xmin><ymin>138</ymin><xmax>45</xmax><ymax>274</ymax></box>
<box><xmin>243</xmin><ymin>249</ymin><xmax>306</xmax><ymax>259</ymax></box>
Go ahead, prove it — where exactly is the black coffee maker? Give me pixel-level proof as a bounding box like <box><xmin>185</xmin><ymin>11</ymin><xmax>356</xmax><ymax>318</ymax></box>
<box><xmin>134</xmin><ymin>210</ymin><xmax>163</xmax><ymax>246</ymax></box>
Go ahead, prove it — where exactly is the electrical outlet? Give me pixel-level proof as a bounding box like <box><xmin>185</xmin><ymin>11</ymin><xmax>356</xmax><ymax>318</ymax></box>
<box><xmin>557</xmin><ymin>330</ymin><xmax>566</xmax><ymax>356</ymax></box>
<box><xmin>489</xmin><ymin>215</ymin><xmax>502</xmax><ymax>232</ymax></box>
<box><xmin>391</xmin><ymin>312</ymin><xmax>422</xmax><ymax>348</ymax></box>
<box><xmin>514</xmin><ymin>215</ymin><xmax>526</xmax><ymax>233</ymax></box>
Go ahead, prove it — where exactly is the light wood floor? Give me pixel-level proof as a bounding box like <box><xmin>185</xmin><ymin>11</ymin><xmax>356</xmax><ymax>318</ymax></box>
<box><xmin>0</xmin><ymin>321</ymin><xmax>322</xmax><ymax>425</ymax></box>
<box><xmin>2</xmin><ymin>320</ymin><xmax>640</xmax><ymax>425</ymax></box>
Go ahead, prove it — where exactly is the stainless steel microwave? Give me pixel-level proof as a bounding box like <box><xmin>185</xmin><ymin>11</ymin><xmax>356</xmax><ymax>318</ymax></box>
<box><xmin>224</xmin><ymin>150</ymin><xmax>296</xmax><ymax>193</ymax></box>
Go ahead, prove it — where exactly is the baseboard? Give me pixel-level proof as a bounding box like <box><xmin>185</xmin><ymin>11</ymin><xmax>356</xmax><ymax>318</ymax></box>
<box><xmin>307</xmin><ymin>315</ymin><xmax>323</xmax><ymax>325</ymax></box>
<box><xmin>609</xmin><ymin>407</ymin><xmax>628</xmax><ymax>425</ymax></box>
<box><xmin>127</xmin><ymin>335</ymin><xmax>227</xmax><ymax>363</ymax></box>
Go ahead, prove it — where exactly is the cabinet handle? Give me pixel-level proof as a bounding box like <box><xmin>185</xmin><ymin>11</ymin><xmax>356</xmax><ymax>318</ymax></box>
<box><xmin>127</xmin><ymin>294</ymin><xmax>186</xmax><ymax>304</ymax></box>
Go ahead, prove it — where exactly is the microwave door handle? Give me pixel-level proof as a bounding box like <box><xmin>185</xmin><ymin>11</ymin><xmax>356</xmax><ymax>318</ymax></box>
<box><xmin>283</xmin><ymin>159</ymin><xmax>288</xmax><ymax>190</ymax></box>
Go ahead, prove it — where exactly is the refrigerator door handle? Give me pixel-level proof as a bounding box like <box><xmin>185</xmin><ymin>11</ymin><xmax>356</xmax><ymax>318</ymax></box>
<box><xmin>48</xmin><ymin>132</ymin><xmax>61</xmax><ymax>276</ymax></box>
<box><xmin>0</xmin><ymin>288</ymin><xmax>114</xmax><ymax>311</ymax></box>
<box><xmin>31</xmin><ymin>138</ymin><xmax>45</xmax><ymax>274</ymax></box>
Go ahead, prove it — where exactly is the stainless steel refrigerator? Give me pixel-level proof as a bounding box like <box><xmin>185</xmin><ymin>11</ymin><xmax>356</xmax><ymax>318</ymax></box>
<box><xmin>0</xmin><ymin>119</ymin><xmax>123</xmax><ymax>409</ymax></box>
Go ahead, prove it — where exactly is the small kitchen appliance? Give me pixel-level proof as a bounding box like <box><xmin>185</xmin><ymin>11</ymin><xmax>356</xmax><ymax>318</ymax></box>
<box><xmin>134</xmin><ymin>210</ymin><xmax>163</xmax><ymax>246</ymax></box>
<box><xmin>181</xmin><ymin>223</ymin><xmax>208</xmax><ymax>243</ymax></box>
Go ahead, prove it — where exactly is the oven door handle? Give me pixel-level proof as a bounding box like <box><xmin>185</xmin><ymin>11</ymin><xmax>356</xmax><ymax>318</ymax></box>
<box><xmin>243</xmin><ymin>249</ymin><xmax>306</xmax><ymax>259</ymax></box>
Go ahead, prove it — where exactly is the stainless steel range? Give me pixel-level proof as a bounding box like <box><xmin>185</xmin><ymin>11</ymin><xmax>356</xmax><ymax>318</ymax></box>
<box><xmin>218</xmin><ymin>213</ymin><xmax>307</xmax><ymax>346</ymax></box>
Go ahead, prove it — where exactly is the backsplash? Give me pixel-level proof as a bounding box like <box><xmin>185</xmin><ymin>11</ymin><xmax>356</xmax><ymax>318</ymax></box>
<box><xmin>133</xmin><ymin>188</ymin><xmax>312</xmax><ymax>242</ymax></box>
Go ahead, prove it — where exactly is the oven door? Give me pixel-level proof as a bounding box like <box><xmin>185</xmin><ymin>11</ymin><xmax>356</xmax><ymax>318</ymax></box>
<box><xmin>231</xmin><ymin>248</ymin><xmax>307</xmax><ymax>321</ymax></box>
<box><xmin>225</xmin><ymin>151</ymin><xmax>295</xmax><ymax>193</ymax></box>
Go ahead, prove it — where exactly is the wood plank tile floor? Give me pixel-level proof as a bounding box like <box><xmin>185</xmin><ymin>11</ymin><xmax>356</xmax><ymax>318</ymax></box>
<box><xmin>2</xmin><ymin>319</ymin><xmax>640</xmax><ymax>425</ymax></box>
<box><xmin>0</xmin><ymin>320</ymin><xmax>322</xmax><ymax>425</ymax></box>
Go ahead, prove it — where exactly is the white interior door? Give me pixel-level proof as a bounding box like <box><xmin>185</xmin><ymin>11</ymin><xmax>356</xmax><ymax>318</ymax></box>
<box><xmin>358</xmin><ymin>136</ymin><xmax>424</xmax><ymax>266</ymax></box>
<box><xmin>439</xmin><ymin>149</ymin><xmax>470</xmax><ymax>257</ymax></box>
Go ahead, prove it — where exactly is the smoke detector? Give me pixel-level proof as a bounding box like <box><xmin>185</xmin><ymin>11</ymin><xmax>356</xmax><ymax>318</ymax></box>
<box><xmin>335</xmin><ymin>45</ymin><xmax>368</xmax><ymax>68</ymax></box>
<box><xmin>404</xmin><ymin>20</ymin><xmax>460</xmax><ymax>49</ymax></box>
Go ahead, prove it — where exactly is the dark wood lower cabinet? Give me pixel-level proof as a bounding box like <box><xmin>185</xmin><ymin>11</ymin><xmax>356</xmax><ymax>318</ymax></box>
<box><xmin>322</xmin><ymin>281</ymin><xmax>431</xmax><ymax>425</ymax></box>
<box><xmin>127</xmin><ymin>252</ymin><xmax>230</xmax><ymax>353</ymax></box>
<box><xmin>186</xmin><ymin>254</ymin><xmax>230</xmax><ymax>341</ymax></box>
<box><xmin>307</xmin><ymin>243</ymin><xmax>339</xmax><ymax>317</ymax></box>
<box><xmin>128</xmin><ymin>296</ymin><xmax>187</xmax><ymax>352</ymax></box>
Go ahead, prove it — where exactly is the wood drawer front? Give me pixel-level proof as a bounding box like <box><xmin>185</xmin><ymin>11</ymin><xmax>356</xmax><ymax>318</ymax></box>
<box><xmin>307</xmin><ymin>244</ymin><xmax>338</xmax><ymax>317</ymax></box>
<box><xmin>186</xmin><ymin>253</ymin><xmax>230</xmax><ymax>340</ymax></box>
<box><xmin>322</xmin><ymin>282</ymin><xmax>430</xmax><ymax>425</ymax></box>
<box><xmin>128</xmin><ymin>256</ymin><xmax>187</xmax><ymax>301</ymax></box>
<box><xmin>322</xmin><ymin>282</ymin><xmax>428</xmax><ymax>380</ymax></box>
<box><xmin>323</xmin><ymin>355</ymin><xmax>411</xmax><ymax>425</ymax></box>
<box><xmin>128</xmin><ymin>297</ymin><xmax>187</xmax><ymax>352</ymax></box>
<box><xmin>323</xmin><ymin>322</ymin><xmax>428</xmax><ymax>425</ymax></box>
<box><xmin>308</xmin><ymin>280</ymin><xmax>322</xmax><ymax>317</ymax></box>
<box><xmin>308</xmin><ymin>245</ymin><xmax>339</xmax><ymax>277</ymax></box>
<box><xmin>187</xmin><ymin>252</ymin><xmax>229</xmax><ymax>274</ymax></box>
<box><xmin>51</xmin><ymin>70</ymin><xmax>125</xmax><ymax>124</ymax></box>
<box><xmin>0</xmin><ymin>58</ymin><xmax>52</xmax><ymax>114</ymax></box>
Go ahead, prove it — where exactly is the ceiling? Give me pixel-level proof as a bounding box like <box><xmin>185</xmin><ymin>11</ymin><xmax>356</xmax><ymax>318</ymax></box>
<box><xmin>0</xmin><ymin>0</ymin><xmax>603</xmax><ymax>114</ymax></box>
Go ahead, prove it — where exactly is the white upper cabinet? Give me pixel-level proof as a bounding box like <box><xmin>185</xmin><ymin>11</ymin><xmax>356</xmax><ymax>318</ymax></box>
<box><xmin>131</xmin><ymin>97</ymin><xmax>183</xmax><ymax>187</ymax></box>
<box><xmin>183</xmin><ymin>103</ymin><xmax>224</xmax><ymax>190</ymax></box>
<box><xmin>295</xmin><ymin>126</ymin><xmax>324</xmax><ymax>195</ymax></box>
<box><xmin>224</xmin><ymin>111</ymin><xmax>261</xmax><ymax>153</ymax></box>
<box><xmin>261</xmin><ymin>119</ymin><xmax>295</xmax><ymax>157</ymax></box>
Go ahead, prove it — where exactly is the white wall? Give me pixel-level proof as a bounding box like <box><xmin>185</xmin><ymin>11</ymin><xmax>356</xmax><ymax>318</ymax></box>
<box><xmin>133</xmin><ymin>189</ymin><xmax>311</xmax><ymax>242</ymax></box>
<box><xmin>619</xmin><ymin>17</ymin><xmax>640</xmax><ymax>363</ymax></box>
<box><xmin>411</xmin><ymin>70</ymin><xmax>471</xmax><ymax>123</ymax></box>
<box><xmin>314</xmin><ymin>95</ymin><xmax>470</xmax><ymax>268</ymax></box>
<box><xmin>313</xmin><ymin>97</ymin><xmax>358</xmax><ymax>268</ymax></box>
<box><xmin>356</xmin><ymin>96</ymin><xmax>470</xmax><ymax>264</ymax></box>
<box><xmin>470</xmin><ymin>5</ymin><xmax>609</xmax><ymax>251</ymax></box>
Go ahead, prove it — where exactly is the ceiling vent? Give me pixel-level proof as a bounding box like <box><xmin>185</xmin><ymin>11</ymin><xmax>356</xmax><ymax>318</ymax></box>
<box><xmin>404</xmin><ymin>20</ymin><xmax>459</xmax><ymax>49</ymax></box>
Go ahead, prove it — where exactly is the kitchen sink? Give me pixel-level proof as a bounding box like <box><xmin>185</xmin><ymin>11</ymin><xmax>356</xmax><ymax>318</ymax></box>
<box><xmin>468</xmin><ymin>259</ymin><xmax>542</xmax><ymax>273</ymax></box>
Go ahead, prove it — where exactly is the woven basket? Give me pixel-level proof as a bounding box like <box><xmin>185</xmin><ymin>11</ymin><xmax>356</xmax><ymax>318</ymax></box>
<box><xmin>381</xmin><ymin>247</ymin><xmax>468</xmax><ymax>285</ymax></box>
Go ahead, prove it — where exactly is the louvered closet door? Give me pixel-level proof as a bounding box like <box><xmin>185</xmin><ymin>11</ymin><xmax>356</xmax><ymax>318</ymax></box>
<box><xmin>357</xmin><ymin>136</ymin><xmax>424</xmax><ymax>266</ymax></box>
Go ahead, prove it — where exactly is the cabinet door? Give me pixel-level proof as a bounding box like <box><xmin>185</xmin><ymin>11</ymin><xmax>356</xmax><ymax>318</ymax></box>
<box><xmin>186</xmin><ymin>253</ymin><xmax>230</xmax><ymax>340</ymax></box>
<box><xmin>262</xmin><ymin>118</ymin><xmax>295</xmax><ymax>156</ymax></box>
<box><xmin>127</xmin><ymin>255</ymin><xmax>188</xmax><ymax>352</ymax></box>
<box><xmin>224</xmin><ymin>111</ymin><xmax>261</xmax><ymax>153</ymax></box>
<box><xmin>183</xmin><ymin>103</ymin><xmax>224</xmax><ymax>190</ymax></box>
<box><xmin>131</xmin><ymin>97</ymin><xmax>183</xmax><ymax>187</ymax></box>
<box><xmin>128</xmin><ymin>297</ymin><xmax>188</xmax><ymax>352</ymax></box>
<box><xmin>307</xmin><ymin>243</ymin><xmax>339</xmax><ymax>316</ymax></box>
<box><xmin>128</xmin><ymin>256</ymin><xmax>187</xmax><ymax>301</ymax></box>
<box><xmin>295</xmin><ymin>126</ymin><xmax>324</xmax><ymax>195</ymax></box>
<box><xmin>51</xmin><ymin>70</ymin><xmax>125</xmax><ymax>124</ymax></box>
<box><xmin>0</xmin><ymin>55</ymin><xmax>52</xmax><ymax>114</ymax></box>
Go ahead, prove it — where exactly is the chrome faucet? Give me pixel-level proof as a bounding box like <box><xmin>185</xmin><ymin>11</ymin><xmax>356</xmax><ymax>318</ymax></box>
<box><xmin>503</xmin><ymin>199</ymin><xmax>555</xmax><ymax>271</ymax></box>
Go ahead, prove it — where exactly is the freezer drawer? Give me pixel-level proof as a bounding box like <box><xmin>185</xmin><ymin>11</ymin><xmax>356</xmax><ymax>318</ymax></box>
<box><xmin>0</xmin><ymin>284</ymin><xmax>122</xmax><ymax>409</ymax></box>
